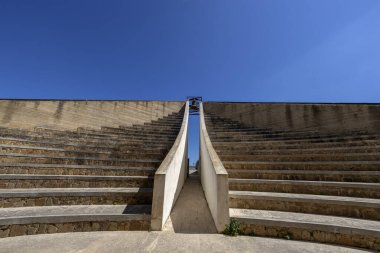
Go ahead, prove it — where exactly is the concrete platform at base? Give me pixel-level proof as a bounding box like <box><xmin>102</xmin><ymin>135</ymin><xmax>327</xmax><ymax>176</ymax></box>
<box><xmin>0</xmin><ymin>231</ymin><xmax>371</xmax><ymax>253</ymax></box>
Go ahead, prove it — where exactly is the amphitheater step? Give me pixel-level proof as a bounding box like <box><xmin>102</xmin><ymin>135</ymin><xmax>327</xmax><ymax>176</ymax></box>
<box><xmin>230</xmin><ymin>208</ymin><xmax>380</xmax><ymax>251</ymax></box>
<box><xmin>0</xmin><ymin>132</ymin><xmax>175</xmax><ymax>146</ymax></box>
<box><xmin>210</xmin><ymin>132</ymin><xmax>379</xmax><ymax>142</ymax></box>
<box><xmin>229</xmin><ymin>179</ymin><xmax>380</xmax><ymax>198</ymax></box>
<box><xmin>0</xmin><ymin>137</ymin><xmax>173</xmax><ymax>151</ymax></box>
<box><xmin>216</xmin><ymin>146</ymin><xmax>380</xmax><ymax>155</ymax></box>
<box><xmin>0</xmin><ymin>144</ymin><xmax>165</xmax><ymax>160</ymax></box>
<box><xmin>0</xmin><ymin>205</ymin><xmax>151</xmax><ymax>237</ymax></box>
<box><xmin>229</xmin><ymin>191</ymin><xmax>380</xmax><ymax>220</ymax></box>
<box><xmin>0</xmin><ymin>187</ymin><xmax>153</xmax><ymax>207</ymax></box>
<box><xmin>227</xmin><ymin>169</ymin><xmax>380</xmax><ymax>183</ymax></box>
<box><xmin>0</xmin><ymin>174</ymin><xmax>153</xmax><ymax>188</ymax></box>
<box><xmin>0</xmin><ymin>153</ymin><xmax>161</xmax><ymax>167</ymax></box>
<box><xmin>0</xmin><ymin>163</ymin><xmax>155</xmax><ymax>176</ymax></box>
<box><xmin>224</xmin><ymin>161</ymin><xmax>380</xmax><ymax>171</ymax></box>
<box><xmin>219</xmin><ymin>153</ymin><xmax>380</xmax><ymax>162</ymax></box>
<box><xmin>212</xmin><ymin>140</ymin><xmax>380</xmax><ymax>150</ymax></box>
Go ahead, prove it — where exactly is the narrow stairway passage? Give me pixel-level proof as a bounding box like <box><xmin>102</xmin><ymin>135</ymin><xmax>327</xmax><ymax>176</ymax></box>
<box><xmin>163</xmin><ymin>170</ymin><xmax>217</xmax><ymax>233</ymax></box>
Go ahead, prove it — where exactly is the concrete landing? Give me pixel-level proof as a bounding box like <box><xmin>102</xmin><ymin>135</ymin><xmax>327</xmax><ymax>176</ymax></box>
<box><xmin>163</xmin><ymin>171</ymin><xmax>217</xmax><ymax>233</ymax></box>
<box><xmin>0</xmin><ymin>231</ymin><xmax>370</xmax><ymax>253</ymax></box>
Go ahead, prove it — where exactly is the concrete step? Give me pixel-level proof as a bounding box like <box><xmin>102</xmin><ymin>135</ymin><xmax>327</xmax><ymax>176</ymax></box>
<box><xmin>0</xmin><ymin>187</ymin><xmax>153</xmax><ymax>207</ymax></box>
<box><xmin>213</xmin><ymin>139</ymin><xmax>380</xmax><ymax>150</ymax></box>
<box><xmin>230</xmin><ymin>208</ymin><xmax>380</xmax><ymax>251</ymax></box>
<box><xmin>0</xmin><ymin>131</ymin><xmax>176</xmax><ymax>146</ymax></box>
<box><xmin>223</xmin><ymin>161</ymin><xmax>380</xmax><ymax>171</ymax></box>
<box><xmin>0</xmin><ymin>205</ymin><xmax>151</xmax><ymax>237</ymax></box>
<box><xmin>227</xmin><ymin>170</ymin><xmax>380</xmax><ymax>183</ymax></box>
<box><xmin>210</xmin><ymin>134</ymin><xmax>380</xmax><ymax>143</ymax></box>
<box><xmin>211</xmin><ymin>135</ymin><xmax>380</xmax><ymax>145</ymax></box>
<box><xmin>229</xmin><ymin>179</ymin><xmax>380</xmax><ymax>198</ymax></box>
<box><xmin>34</xmin><ymin>126</ymin><xmax>179</xmax><ymax>139</ymax></box>
<box><xmin>0</xmin><ymin>144</ymin><xmax>166</xmax><ymax>160</ymax></box>
<box><xmin>229</xmin><ymin>191</ymin><xmax>380</xmax><ymax>220</ymax></box>
<box><xmin>219</xmin><ymin>153</ymin><xmax>380</xmax><ymax>162</ymax></box>
<box><xmin>209</xmin><ymin>129</ymin><xmax>370</xmax><ymax>139</ymax></box>
<box><xmin>0</xmin><ymin>174</ymin><xmax>153</xmax><ymax>188</ymax></box>
<box><xmin>0</xmin><ymin>137</ymin><xmax>171</xmax><ymax>152</ymax></box>
<box><xmin>0</xmin><ymin>126</ymin><xmax>179</xmax><ymax>140</ymax></box>
<box><xmin>0</xmin><ymin>153</ymin><xmax>161</xmax><ymax>167</ymax></box>
<box><xmin>98</xmin><ymin>127</ymin><xmax>179</xmax><ymax>137</ymax></box>
<box><xmin>0</xmin><ymin>163</ymin><xmax>155</xmax><ymax>176</ymax></box>
<box><xmin>216</xmin><ymin>146</ymin><xmax>380</xmax><ymax>155</ymax></box>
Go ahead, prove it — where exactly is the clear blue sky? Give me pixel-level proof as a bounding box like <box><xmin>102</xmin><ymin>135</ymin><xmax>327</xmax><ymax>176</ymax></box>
<box><xmin>1</xmin><ymin>0</ymin><xmax>380</xmax><ymax>163</ymax></box>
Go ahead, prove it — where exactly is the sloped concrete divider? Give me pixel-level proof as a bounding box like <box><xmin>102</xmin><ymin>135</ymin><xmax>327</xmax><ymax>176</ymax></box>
<box><xmin>150</xmin><ymin>102</ymin><xmax>189</xmax><ymax>230</ymax></box>
<box><xmin>199</xmin><ymin>103</ymin><xmax>229</xmax><ymax>232</ymax></box>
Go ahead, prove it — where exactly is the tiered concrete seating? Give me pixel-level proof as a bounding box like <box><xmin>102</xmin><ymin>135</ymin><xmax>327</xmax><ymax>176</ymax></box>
<box><xmin>0</xmin><ymin>112</ymin><xmax>183</xmax><ymax>237</ymax></box>
<box><xmin>204</xmin><ymin>113</ymin><xmax>380</xmax><ymax>251</ymax></box>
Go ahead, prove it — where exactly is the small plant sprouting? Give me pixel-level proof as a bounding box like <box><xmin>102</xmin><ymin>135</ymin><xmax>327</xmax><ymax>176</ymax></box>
<box><xmin>223</xmin><ymin>218</ymin><xmax>241</xmax><ymax>236</ymax></box>
<box><xmin>285</xmin><ymin>232</ymin><xmax>293</xmax><ymax>240</ymax></box>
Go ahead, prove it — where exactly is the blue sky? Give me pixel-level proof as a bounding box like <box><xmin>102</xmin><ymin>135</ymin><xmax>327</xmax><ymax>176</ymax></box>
<box><xmin>1</xmin><ymin>0</ymin><xmax>380</xmax><ymax>163</ymax></box>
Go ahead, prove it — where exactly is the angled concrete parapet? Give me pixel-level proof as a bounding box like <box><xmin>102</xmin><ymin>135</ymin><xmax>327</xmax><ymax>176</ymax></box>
<box><xmin>199</xmin><ymin>103</ymin><xmax>229</xmax><ymax>232</ymax></box>
<box><xmin>150</xmin><ymin>101</ymin><xmax>189</xmax><ymax>230</ymax></box>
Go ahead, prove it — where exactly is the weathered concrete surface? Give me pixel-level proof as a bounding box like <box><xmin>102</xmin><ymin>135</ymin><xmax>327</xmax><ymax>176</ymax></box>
<box><xmin>0</xmin><ymin>231</ymin><xmax>371</xmax><ymax>253</ymax></box>
<box><xmin>0</xmin><ymin>100</ymin><xmax>184</xmax><ymax>130</ymax></box>
<box><xmin>163</xmin><ymin>172</ymin><xmax>217</xmax><ymax>233</ymax></box>
<box><xmin>204</xmin><ymin>102</ymin><xmax>380</xmax><ymax>133</ymax></box>
<box><xmin>150</xmin><ymin>101</ymin><xmax>189</xmax><ymax>230</ymax></box>
<box><xmin>199</xmin><ymin>103</ymin><xmax>229</xmax><ymax>232</ymax></box>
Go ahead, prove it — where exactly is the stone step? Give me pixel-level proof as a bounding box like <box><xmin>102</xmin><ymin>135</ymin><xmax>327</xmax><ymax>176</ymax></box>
<box><xmin>220</xmin><ymin>153</ymin><xmax>380</xmax><ymax>162</ymax></box>
<box><xmin>98</xmin><ymin>127</ymin><xmax>179</xmax><ymax>137</ymax></box>
<box><xmin>0</xmin><ymin>174</ymin><xmax>153</xmax><ymax>188</ymax></box>
<box><xmin>224</xmin><ymin>161</ymin><xmax>380</xmax><ymax>171</ymax></box>
<box><xmin>0</xmin><ymin>153</ymin><xmax>161</xmax><ymax>167</ymax></box>
<box><xmin>213</xmin><ymin>139</ymin><xmax>380</xmax><ymax>150</ymax></box>
<box><xmin>0</xmin><ymin>144</ymin><xmax>166</xmax><ymax>160</ymax></box>
<box><xmin>0</xmin><ymin>137</ymin><xmax>171</xmax><ymax>152</ymax></box>
<box><xmin>0</xmin><ymin>163</ymin><xmax>155</xmax><ymax>176</ymax></box>
<box><xmin>36</xmin><ymin>129</ymin><xmax>179</xmax><ymax>142</ymax></box>
<box><xmin>209</xmin><ymin>129</ymin><xmax>370</xmax><ymax>138</ymax></box>
<box><xmin>117</xmin><ymin>125</ymin><xmax>181</xmax><ymax>133</ymax></box>
<box><xmin>230</xmin><ymin>208</ymin><xmax>380</xmax><ymax>251</ymax></box>
<box><xmin>229</xmin><ymin>179</ymin><xmax>380</xmax><ymax>198</ymax></box>
<box><xmin>211</xmin><ymin>135</ymin><xmax>380</xmax><ymax>145</ymax></box>
<box><xmin>0</xmin><ymin>188</ymin><xmax>152</xmax><ymax>207</ymax></box>
<box><xmin>0</xmin><ymin>131</ymin><xmax>176</xmax><ymax>145</ymax></box>
<box><xmin>120</xmin><ymin>125</ymin><xmax>181</xmax><ymax>131</ymax></box>
<box><xmin>229</xmin><ymin>191</ymin><xmax>380</xmax><ymax>220</ymax></box>
<box><xmin>217</xmin><ymin>146</ymin><xmax>380</xmax><ymax>155</ymax></box>
<box><xmin>0</xmin><ymin>205</ymin><xmax>151</xmax><ymax>237</ymax></box>
<box><xmin>0</xmin><ymin>126</ymin><xmax>179</xmax><ymax>139</ymax></box>
<box><xmin>210</xmin><ymin>133</ymin><xmax>380</xmax><ymax>143</ymax></box>
<box><xmin>227</xmin><ymin>170</ymin><xmax>380</xmax><ymax>183</ymax></box>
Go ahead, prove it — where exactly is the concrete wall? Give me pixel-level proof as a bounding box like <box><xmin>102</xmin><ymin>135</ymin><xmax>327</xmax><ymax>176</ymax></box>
<box><xmin>204</xmin><ymin>102</ymin><xmax>380</xmax><ymax>133</ymax></box>
<box><xmin>0</xmin><ymin>100</ymin><xmax>184</xmax><ymax>130</ymax></box>
<box><xmin>199</xmin><ymin>103</ymin><xmax>229</xmax><ymax>232</ymax></box>
<box><xmin>150</xmin><ymin>101</ymin><xmax>189</xmax><ymax>231</ymax></box>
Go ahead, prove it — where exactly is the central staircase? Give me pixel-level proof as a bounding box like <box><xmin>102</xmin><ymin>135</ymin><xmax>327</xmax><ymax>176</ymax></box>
<box><xmin>204</xmin><ymin>112</ymin><xmax>380</xmax><ymax>251</ymax></box>
<box><xmin>0</xmin><ymin>111</ymin><xmax>183</xmax><ymax>237</ymax></box>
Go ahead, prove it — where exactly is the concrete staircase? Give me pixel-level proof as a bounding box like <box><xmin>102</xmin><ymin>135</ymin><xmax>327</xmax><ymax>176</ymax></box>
<box><xmin>0</xmin><ymin>111</ymin><xmax>183</xmax><ymax>237</ymax></box>
<box><xmin>204</xmin><ymin>112</ymin><xmax>380</xmax><ymax>251</ymax></box>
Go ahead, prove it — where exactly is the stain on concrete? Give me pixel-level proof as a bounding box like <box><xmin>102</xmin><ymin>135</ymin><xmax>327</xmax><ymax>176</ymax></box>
<box><xmin>54</xmin><ymin>101</ymin><xmax>65</xmax><ymax>121</ymax></box>
<box><xmin>285</xmin><ymin>104</ymin><xmax>294</xmax><ymax>129</ymax></box>
<box><xmin>1</xmin><ymin>101</ymin><xmax>17</xmax><ymax>124</ymax></box>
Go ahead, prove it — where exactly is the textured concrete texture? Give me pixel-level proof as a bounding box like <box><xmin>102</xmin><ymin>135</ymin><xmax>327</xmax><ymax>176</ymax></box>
<box><xmin>151</xmin><ymin>101</ymin><xmax>189</xmax><ymax>230</ymax></box>
<box><xmin>204</xmin><ymin>102</ymin><xmax>380</xmax><ymax>134</ymax></box>
<box><xmin>199</xmin><ymin>103</ymin><xmax>229</xmax><ymax>232</ymax></box>
<box><xmin>0</xmin><ymin>231</ymin><xmax>371</xmax><ymax>253</ymax></box>
<box><xmin>163</xmin><ymin>172</ymin><xmax>217</xmax><ymax>233</ymax></box>
<box><xmin>0</xmin><ymin>100</ymin><xmax>184</xmax><ymax>130</ymax></box>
